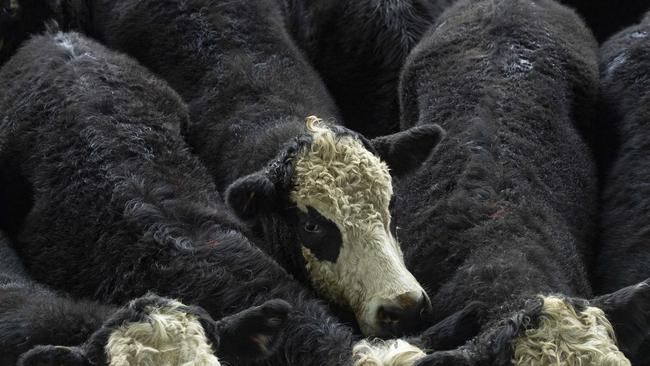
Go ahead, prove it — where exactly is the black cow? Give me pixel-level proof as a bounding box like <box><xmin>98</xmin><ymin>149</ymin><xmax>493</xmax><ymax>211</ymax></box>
<box><xmin>595</xmin><ymin>10</ymin><xmax>650</xmax><ymax>365</ymax></box>
<box><xmin>0</xmin><ymin>230</ymin><xmax>291</xmax><ymax>366</ymax></box>
<box><xmin>389</xmin><ymin>0</ymin><xmax>640</xmax><ymax>364</ymax></box>
<box><xmin>39</xmin><ymin>0</ymin><xmax>446</xmax><ymax>338</ymax></box>
<box><xmin>286</xmin><ymin>0</ymin><xmax>455</xmax><ymax>138</ymax></box>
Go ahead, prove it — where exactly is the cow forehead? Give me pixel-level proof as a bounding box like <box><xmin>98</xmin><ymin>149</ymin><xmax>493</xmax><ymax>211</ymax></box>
<box><xmin>290</xmin><ymin>123</ymin><xmax>393</xmax><ymax>229</ymax></box>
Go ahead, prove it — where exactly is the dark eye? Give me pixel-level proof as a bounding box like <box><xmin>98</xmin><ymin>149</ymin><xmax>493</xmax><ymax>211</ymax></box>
<box><xmin>304</xmin><ymin>222</ymin><xmax>320</xmax><ymax>233</ymax></box>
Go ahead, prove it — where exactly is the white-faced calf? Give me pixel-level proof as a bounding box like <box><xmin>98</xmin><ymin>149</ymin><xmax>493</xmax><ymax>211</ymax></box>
<box><xmin>47</xmin><ymin>0</ymin><xmax>446</xmax><ymax>337</ymax></box>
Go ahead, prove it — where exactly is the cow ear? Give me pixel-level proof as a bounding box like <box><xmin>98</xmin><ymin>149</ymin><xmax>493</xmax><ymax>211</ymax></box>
<box><xmin>215</xmin><ymin>299</ymin><xmax>291</xmax><ymax>362</ymax></box>
<box><xmin>225</xmin><ymin>172</ymin><xmax>278</xmax><ymax>220</ymax></box>
<box><xmin>371</xmin><ymin>124</ymin><xmax>445</xmax><ymax>177</ymax></box>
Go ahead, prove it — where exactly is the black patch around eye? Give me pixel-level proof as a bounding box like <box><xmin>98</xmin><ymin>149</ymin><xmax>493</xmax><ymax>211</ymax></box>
<box><xmin>296</xmin><ymin>207</ymin><xmax>342</xmax><ymax>263</ymax></box>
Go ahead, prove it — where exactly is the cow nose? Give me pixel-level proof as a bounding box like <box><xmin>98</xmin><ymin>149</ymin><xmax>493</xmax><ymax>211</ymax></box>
<box><xmin>375</xmin><ymin>291</ymin><xmax>432</xmax><ymax>336</ymax></box>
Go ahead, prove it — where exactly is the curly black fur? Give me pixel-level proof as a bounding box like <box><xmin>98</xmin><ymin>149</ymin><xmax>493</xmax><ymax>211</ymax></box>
<box><xmin>0</xmin><ymin>230</ymin><xmax>113</xmax><ymax>365</ymax></box>
<box><xmin>597</xmin><ymin>9</ymin><xmax>650</xmax><ymax>296</ymax></box>
<box><xmin>286</xmin><ymin>0</ymin><xmax>455</xmax><ymax>137</ymax></box>
<box><xmin>393</xmin><ymin>0</ymin><xmax>600</xmax><ymax>363</ymax></box>
<box><xmin>78</xmin><ymin>0</ymin><xmax>339</xmax><ymax>194</ymax></box>
<box><xmin>3</xmin><ymin>229</ymin><xmax>288</xmax><ymax>366</ymax></box>
<box><xmin>0</xmin><ymin>31</ymin><xmax>355</xmax><ymax>366</ymax></box>
<box><xmin>594</xmin><ymin>12</ymin><xmax>650</xmax><ymax>365</ymax></box>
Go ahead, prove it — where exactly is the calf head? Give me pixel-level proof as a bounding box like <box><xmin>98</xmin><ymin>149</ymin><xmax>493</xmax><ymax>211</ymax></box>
<box><xmin>18</xmin><ymin>296</ymin><xmax>290</xmax><ymax>366</ymax></box>
<box><xmin>226</xmin><ymin>117</ymin><xmax>444</xmax><ymax>337</ymax></box>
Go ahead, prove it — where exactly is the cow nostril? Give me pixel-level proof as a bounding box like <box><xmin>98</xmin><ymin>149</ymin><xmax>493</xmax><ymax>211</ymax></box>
<box><xmin>376</xmin><ymin>292</ymin><xmax>431</xmax><ymax>331</ymax></box>
<box><xmin>375</xmin><ymin>291</ymin><xmax>432</xmax><ymax>335</ymax></box>
<box><xmin>376</xmin><ymin>304</ymin><xmax>403</xmax><ymax>325</ymax></box>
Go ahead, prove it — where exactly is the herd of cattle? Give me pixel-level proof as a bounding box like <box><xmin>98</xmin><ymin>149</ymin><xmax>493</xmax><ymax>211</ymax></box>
<box><xmin>0</xmin><ymin>0</ymin><xmax>649</xmax><ymax>365</ymax></box>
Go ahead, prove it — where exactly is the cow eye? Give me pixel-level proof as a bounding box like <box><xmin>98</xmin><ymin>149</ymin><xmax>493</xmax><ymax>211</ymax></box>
<box><xmin>303</xmin><ymin>222</ymin><xmax>320</xmax><ymax>233</ymax></box>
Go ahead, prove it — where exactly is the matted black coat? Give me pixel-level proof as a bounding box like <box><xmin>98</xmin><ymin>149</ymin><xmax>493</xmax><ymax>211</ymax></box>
<box><xmin>392</xmin><ymin>0</ymin><xmax>639</xmax><ymax>364</ymax></box>
<box><xmin>0</xmin><ymin>230</ymin><xmax>291</xmax><ymax>366</ymax></box>
<box><xmin>287</xmin><ymin>0</ymin><xmax>455</xmax><ymax>138</ymax></box>
<box><xmin>595</xmin><ymin>10</ymin><xmax>650</xmax><ymax>365</ymax></box>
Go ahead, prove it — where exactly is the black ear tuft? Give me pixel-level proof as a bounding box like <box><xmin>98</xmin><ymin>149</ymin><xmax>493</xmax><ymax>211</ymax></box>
<box><xmin>590</xmin><ymin>278</ymin><xmax>650</xmax><ymax>365</ymax></box>
<box><xmin>18</xmin><ymin>345</ymin><xmax>89</xmax><ymax>366</ymax></box>
<box><xmin>225</xmin><ymin>172</ymin><xmax>278</xmax><ymax>220</ymax></box>
<box><xmin>371</xmin><ymin>124</ymin><xmax>445</xmax><ymax>177</ymax></box>
<box><xmin>416</xmin><ymin>301</ymin><xmax>487</xmax><ymax>352</ymax></box>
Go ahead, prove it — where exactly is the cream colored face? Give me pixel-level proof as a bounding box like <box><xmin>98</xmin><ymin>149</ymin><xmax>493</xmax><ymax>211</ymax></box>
<box><xmin>513</xmin><ymin>296</ymin><xmax>630</xmax><ymax>365</ymax></box>
<box><xmin>291</xmin><ymin>118</ymin><xmax>428</xmax><ymax>336</ymax></box>
<box><xmin>106</xmin><ymin>301</ymin><xmax>220</xmax><ymax>366</ymax></box>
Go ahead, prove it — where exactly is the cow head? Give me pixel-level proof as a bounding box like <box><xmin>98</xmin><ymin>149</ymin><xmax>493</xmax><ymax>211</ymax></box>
<box><xmin>226</xmin><ymin>117</ymin><xmax>444</xmax><ymax>337</ymax></box>
<box><xmin>18</xmin><ymin>296</ymin><xmax>290</xmax><ymax>366</ymax></box>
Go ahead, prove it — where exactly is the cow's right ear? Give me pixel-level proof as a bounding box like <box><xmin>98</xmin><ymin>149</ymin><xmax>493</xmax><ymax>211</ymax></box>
<box><xmin>225</xmin><ymin>172</ymin><xmax>278</xmax><ymax>220</ymax></box>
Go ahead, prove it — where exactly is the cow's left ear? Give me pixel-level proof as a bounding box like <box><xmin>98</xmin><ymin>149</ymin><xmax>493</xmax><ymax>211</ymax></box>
<box><xmin>371</xmin><ymin>124</ymin><xmax>445</xmax><ymax>178</ymax></box>
<box><xmin>225</xmin><ymin>171</ymin><xmax>279</xmax><ymax>221</ymax></box>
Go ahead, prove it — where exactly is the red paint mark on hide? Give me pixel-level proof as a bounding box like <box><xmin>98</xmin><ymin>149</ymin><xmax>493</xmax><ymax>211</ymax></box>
<box><xmin>207</xmin><ymin>239</ymin><xmax>220</xmax><ymax>247</ymax></box>
<box><xmin>490</xmin><ymin>206</ymin><xmax>511</xmax><ymax>220</ymax></box>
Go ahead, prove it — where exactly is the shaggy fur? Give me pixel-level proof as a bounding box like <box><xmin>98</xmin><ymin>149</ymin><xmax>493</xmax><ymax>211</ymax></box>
<box><xmin>292</xmin><ymin>118</ymin><xmax>426</xmax><ymax>335</ymax></box>
<box><xmin>597</xmin><ymin>9</ymin><xmax>650</xmax><ymax>295</ymax></box>
<box><xmin>513</xmin><ymin>296</ymin><xmax>628</xmax><ymax>366</ymax></box>
<box><xmin>292</xmin><ymin>118</ymin><xmax>393</xmax><ymax>228</ymax></box>
<box><xmin>352</xmin><ymin>339</ymin><xmax>426</xmax><ymax>366</ymax></box>
<box><xmin>18</xmin><ymin>295</ymin><xmax>293</xmax><ymax>366</ymax></box>
<box><xmin>0</xmin><ymin>31</ymin><xmax>347</xmax><ymax>366</ymax></box>
<box><xmin>286</xmin><ymin>0</ymin><xmax>455</xmax><ymax>137</ymax></box>
<box><xmin>594</xmin><ymin>10</ymin><xmax>650</xmax><ymax>365</ymax></box>
<box><xmin>0</xmin><ymin>230</ymin><xmax>113</xmax><ymax>365</ymax></box>
<box><xmin>106</xmin><ymin>301</ymin><xmax>220</xmax><ymax>366</ymax></box>
<box><xmin>37</xmin><ymin>0</ymin><xmax>445</xmax><ymax>337</ymax></box>
<box><xmin>590</xmin><ymin>280</ymin><xmax>650</xmax><ymax>365</ymax></box>
<box><xmin>388</xmin><ymin>0</ymin><xmax>628</xmax><ymax>363</ymax></box>
<box><xmin>352</xmin><ymin>301</ymin><xmax>488</xmax><ymax>366</ymax></box>
<box><xmin>2</xmin><ymin>231</ymin><xmax>265</xmax><ymax>366</ymax></box>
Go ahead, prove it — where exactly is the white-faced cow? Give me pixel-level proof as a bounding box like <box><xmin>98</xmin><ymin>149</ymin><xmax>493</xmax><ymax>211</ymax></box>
<box><xmin>36</xmin><ymin>0</ymin><xmax>447</xmax><ymax>338</ymax></box>
<box><xmin>0</xmin><ymin>230</ymin><xmax>291</xmax><ymax>366</ymax></box>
